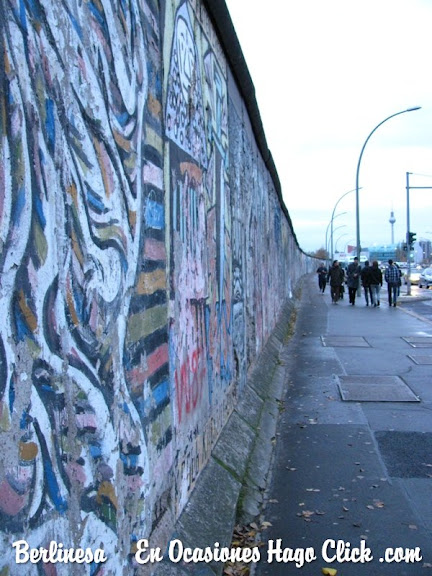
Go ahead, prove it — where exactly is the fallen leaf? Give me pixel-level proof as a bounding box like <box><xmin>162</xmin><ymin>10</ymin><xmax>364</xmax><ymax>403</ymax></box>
<box><xmin>301</xmin><ymin>510</ymin><xmax>315</xmax><ymax>518</ymax></box>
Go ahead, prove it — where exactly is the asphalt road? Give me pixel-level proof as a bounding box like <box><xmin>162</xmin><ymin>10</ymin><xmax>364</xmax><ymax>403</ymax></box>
<box><xmin>399</xmin><ymin>285</ymin><xmax>432</xmax><ymax>323</ymax></box>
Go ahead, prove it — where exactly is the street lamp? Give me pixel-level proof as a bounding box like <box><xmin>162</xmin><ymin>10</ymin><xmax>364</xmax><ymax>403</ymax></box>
<box><xmin>328</xmin><ymin>224</ymin><xmax>346</xmax><ymax>261</ymax></box>
<box><xmin>325</xmin><ymin>212</ymin><xmax>347</xmax><ymax>266</ymax></box>
<box><xmin>335</xmin><ymin>233</ymin><xmax>349</xmax><ymax>253</ymax></box>
<box><xmin>330</xmin><ymin>188</ymin><xmax>357</xmax><ymax>262</ymax></box>
<box><xmin>355</xmin><ymin>107</ymin><xmax>421</xmax><ymax>263</ymax></box>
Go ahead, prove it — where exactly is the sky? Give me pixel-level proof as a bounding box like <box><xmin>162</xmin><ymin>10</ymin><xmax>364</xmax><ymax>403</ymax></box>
<box><xmin>224</xmin><ymin>0</ymin><xmax>432</xmax><ymax>254</ymax></box>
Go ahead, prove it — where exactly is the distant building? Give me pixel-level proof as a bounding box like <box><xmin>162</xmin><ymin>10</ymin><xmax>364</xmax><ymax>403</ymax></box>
<box><xmin>367</xmin><ymin>244</ymin><xmax>398</xmax><ymax>263</ymax></box>
<box><xmin>419</xmin><ymin>239</ymin><xmax>432</xmax><ymax>263</ymax></box>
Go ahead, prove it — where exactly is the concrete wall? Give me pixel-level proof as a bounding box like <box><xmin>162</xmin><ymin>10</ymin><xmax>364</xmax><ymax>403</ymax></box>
<box><xmin>0</xmin><ymin>0</ymin><xmax>310</xmax><ymax>573</ymax></box>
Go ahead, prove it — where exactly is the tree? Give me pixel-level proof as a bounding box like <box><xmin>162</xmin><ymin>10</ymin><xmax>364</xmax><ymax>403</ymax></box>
<box><xmin>310</xmin><ymin>247</ymin><xmax>328</xmax><ymax>260</ymax></box>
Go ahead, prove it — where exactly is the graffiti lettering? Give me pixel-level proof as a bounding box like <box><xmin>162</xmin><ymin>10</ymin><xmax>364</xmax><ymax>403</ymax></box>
<box><xmin>175</xmin><ymin>348</ymin><xmax>205</xmax><ymax>423</ymax></box>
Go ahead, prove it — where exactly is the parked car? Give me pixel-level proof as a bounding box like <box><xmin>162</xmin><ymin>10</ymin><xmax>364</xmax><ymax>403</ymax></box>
<box><xmin>404</xmin><ymin>268</ymin><xmax>422</xmax><ymax>285</ymax></box>
<box><xmin>419</xmin><ymin>267</ymin><xmax>432</xmax><ymax>288</ymax></box>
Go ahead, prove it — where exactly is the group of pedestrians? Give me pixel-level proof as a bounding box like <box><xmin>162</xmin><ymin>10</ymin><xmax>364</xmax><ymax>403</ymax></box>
<box><xmin>317</xmin><ymin>258</ymin><xmax>402</xmax><ymax>307</ymax></box>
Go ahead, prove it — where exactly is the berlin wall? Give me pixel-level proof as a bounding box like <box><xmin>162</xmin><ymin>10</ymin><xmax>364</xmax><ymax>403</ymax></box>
<box><xmin>0</xmin><ymin>0</ymin><xmax>311</xmax><ymax>573</ymax></box>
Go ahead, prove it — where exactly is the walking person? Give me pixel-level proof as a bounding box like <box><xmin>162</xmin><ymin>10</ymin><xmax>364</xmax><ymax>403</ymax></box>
<box><xmin>361</xmin><ymin>260</ymin><xmax>373</xmax><ymax>306</ymax></box>
<box><xmin>385</xmin><ymin>259</ymin><xmax>400</xmax><ymax>307</ymax></box>
<box><xmin>395</xmin><ymin>263</ymin><xmax>402</xmax><ymax>296</ymax></box>
<box><xmin>346</xmin><ymin>257</ymin><xmax>361</xmax><ymax>305</ymax></box>
<box><xmin>327</xmin><ymin>260</ymin><xmax>344</xmax><ymax>304</ymax></box>
<box><xmin>316</xmin><ymin>262</ymin><xmax>328</xmax><ymax>293</ymax></box>
<box><xmin>369</xmin><ymin>260</ymin><xmax>382</xmax><ymax>307</ymax></box>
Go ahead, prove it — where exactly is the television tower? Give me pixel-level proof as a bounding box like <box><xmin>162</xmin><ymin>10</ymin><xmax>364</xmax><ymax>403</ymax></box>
<box><xmin>389</xmin><ymin>210</ymin><xmax>396</xmax><ymax>244</ymax></box>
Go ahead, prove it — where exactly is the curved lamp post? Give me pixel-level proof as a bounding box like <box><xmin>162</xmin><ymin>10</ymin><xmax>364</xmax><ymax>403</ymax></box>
<box><xmin>355</xmin><ymin>106</ymin><xmax>421</xmax><ymax>262</ymax></box>
<box><xmin>327</xmin><ymin>224</ymin><xmax>346</xmax><ymax>261</ymax></box>
<box><xmin>335</xmin><ymin>233</ymin><xmax>349</xmax><ymax>253</ymax></box>
<box><xmin>331</xmin><ymin>188</ymin><xmax>357</xmax><ymax>262</ymax></box>
<box><xmin>325</xmin><ymin>212</ymin><xmax>347</xmax><ymax>266</ymax></box>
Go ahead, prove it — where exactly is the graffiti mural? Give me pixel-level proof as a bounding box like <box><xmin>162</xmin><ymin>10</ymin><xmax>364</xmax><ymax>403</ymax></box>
<box><xmin>0</xmin><ymin>0</ymin><xmax>167</xmax><ymax>572</ymax></box>
<box><xmin>165</xmin><ymin>0</ymin><xmax>236</xmax><ymax>512</ymax></box>
<box><xmin>0</xmin><ymin>0</ymin><xmax>310</xmax><ymax>572</ymax></box>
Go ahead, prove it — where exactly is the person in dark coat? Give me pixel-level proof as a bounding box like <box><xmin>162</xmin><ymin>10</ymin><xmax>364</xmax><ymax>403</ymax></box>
<box><xmin>346</xmin><ymin>257</ymin><xmax>361</xmax><ymax>305</ymax></box>
<box><xmin>361</xmin><ymin>260</ymin><xmax>373</xmax><ymax>306</ymax></box>
<box><xmin>316</xmin><ymin>262</ymin><xmax>328</xmax><ymax>293</ymax></box>
<box><xmin>369</xmin><ymin>260</ymin><xmax>383</xmax><ymax>307</ymax></box>
<box><xmin>327</xmin><ymin>260</ymin><xmax>345</xmax><ymax>304</ymax></box>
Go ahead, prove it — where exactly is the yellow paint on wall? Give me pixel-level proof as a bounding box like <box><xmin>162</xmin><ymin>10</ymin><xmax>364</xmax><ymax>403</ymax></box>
<box><xmin>33</xmin><ymin>220</ymin><xmax>48</xmax><ymax>265</ymax></box>
<box><xmin>96</xmin><ymin>481</ymin><xmax>118</xmax><ymax>509</ymax></box>
<box><xmin>145</xmin><ymin>126</ymin><xmax>163</xmax><ymax>152</ymax></box>
<box><xmin>136</xmin><ymin>269</ymin><xmax>166</xmax><ymax>295</ymax></box>
<box><xmin>18</xmin><ymin>290</ymin><xmax>37</xmax><ymax>333</ymax></box>
<box><xmin>148</xmin><ymin>93</ymin><xmax>162</xmax><ymax>118</ymax></box>
<box><xmin>19</xmin><ymin>441</ymin><xmax>38</xmax><ymax>461</ymax></box>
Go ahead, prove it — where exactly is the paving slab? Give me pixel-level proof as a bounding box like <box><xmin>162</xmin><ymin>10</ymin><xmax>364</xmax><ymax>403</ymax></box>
<box><xmin>402</xmin><ymin>336</ymin><xmax>432</xmax><ymax>347</ymax></box>
<box><xmin>321</xmin><ymin>336</ymin><xmax>370</xmax><ymax>347</ymax></box>
<box><xmin>336</xmin><ymin>375</ymin><xmax>420</xmax><ymax>402</ymax></box>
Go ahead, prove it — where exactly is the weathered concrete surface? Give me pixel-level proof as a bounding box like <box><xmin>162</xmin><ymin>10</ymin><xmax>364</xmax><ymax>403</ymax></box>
<box><xmin>152</xmin><ymin>290</ymin><xmax>301</xmax><ymax>575</ymax></box>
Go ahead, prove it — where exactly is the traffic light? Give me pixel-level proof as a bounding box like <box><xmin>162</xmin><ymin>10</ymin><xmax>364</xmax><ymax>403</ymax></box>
<box><xmin>408</xmin><ymin>231</ymin><xmax>417</xmax><ymax>248</ymax></box>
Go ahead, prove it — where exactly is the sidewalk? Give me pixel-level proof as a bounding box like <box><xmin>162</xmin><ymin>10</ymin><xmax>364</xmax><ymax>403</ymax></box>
<box><xmin>255</xmin><ymin>275</ymin><xmax>432</xmax><ymax>575</ymax></box>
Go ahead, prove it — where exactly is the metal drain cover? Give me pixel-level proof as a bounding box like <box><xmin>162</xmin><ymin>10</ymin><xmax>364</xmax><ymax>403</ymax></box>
<box><xmin>321</xmin><ymin>336</ymin><xmax>370</xmax><ymax>347</ymax></box>
<box><xmin>403</xmin><ymin>336</ymin><xmax>432</xmax><ymax>348</ymax></box>
<box><xmin>337</xmin><ymin>375</ymin><xmax>419</xmax><ymax>402</ymax></box>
